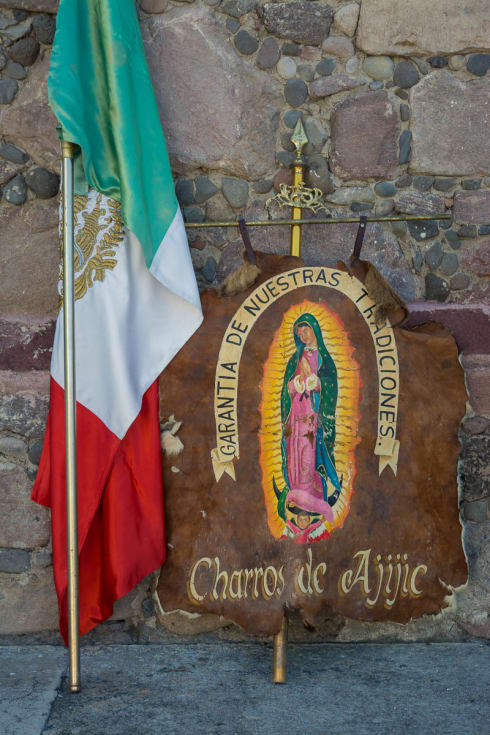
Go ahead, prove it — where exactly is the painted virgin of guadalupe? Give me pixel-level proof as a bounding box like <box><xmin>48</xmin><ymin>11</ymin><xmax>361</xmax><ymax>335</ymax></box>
<box><xmin>273</xmin><ymin>313</ymin><xmax>342</xmax><ymax>538</ymax></box>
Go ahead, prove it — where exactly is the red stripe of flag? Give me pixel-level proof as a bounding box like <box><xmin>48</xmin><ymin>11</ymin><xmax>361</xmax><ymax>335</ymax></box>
<box><xmin>32</xmin><ymin>378</ymin><xmax>165</xmax><ymax>643</ymax></box>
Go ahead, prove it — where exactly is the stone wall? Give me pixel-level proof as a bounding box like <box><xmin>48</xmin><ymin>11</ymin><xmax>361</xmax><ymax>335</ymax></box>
<box><xmin>0</xmin><ymin>0</ymin><xmax>488</xmax><ymax>643</ymax></box>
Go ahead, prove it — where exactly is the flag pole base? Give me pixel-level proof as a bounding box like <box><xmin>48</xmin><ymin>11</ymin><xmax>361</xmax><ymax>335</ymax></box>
<box><xmin>69</xmin><ymin>684</ymin><xmax>81</xmax><ymax>694</ymax></box>
<box><xmin>272</xmin><ymin>613</ymin><xmax>288</xmax><ymax>684</ymax></box>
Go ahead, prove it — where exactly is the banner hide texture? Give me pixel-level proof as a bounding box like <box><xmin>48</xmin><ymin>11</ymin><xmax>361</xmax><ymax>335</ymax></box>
<box><xmin>157</xmin><ymin>252</ymin><xmax>468</xmax><ymax>636</ymax></box>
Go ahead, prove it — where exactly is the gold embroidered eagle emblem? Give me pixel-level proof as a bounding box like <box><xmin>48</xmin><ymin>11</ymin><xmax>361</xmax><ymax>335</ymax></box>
<box><xmin>58</xmin><ymin>191</ymin><xmax>125</xmax><ymax>309</ymax></box>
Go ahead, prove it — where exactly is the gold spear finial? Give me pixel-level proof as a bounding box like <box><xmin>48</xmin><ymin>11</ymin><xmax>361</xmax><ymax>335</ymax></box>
<box><xmin>289</xmin><ymin>118</ymin><xmax>308</xmax><ymax>256</ymax></box>
<box><xmin>290</xmin><ymin>117</ymin><xmax>308</xmax><ymax>164</ymax></box>
<box><xmin>265</xmin><ymin>116</ymin><xmax>328</xmax><ymax>219</ymax></box>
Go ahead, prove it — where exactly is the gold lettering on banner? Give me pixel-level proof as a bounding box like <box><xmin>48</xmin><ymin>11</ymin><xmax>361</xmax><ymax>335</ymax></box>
<box><xmin>186</xmin><ymin>550</ymin><xmax>427</xmax><ymax>609</ymax></box>
<box><xmin>187</xmin><ymin>557</ymin><xmax>286</xmax><ymax>603</ymax></box>
<box><xmin>338</xmin><ymin>549</ymin><xmax>428</xmax><ymax>609</ymax></box>
<box><xmin>211</xmin><ymin>268</ymin><xmax>400</xmax><ymax>481</ymax></box>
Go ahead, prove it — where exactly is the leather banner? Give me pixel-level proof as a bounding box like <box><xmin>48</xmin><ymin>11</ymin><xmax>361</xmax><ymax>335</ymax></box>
<box><xmin>157</xmin><ymin>253</ymin><xmax>467</xmax><ymax>635</ymax></box>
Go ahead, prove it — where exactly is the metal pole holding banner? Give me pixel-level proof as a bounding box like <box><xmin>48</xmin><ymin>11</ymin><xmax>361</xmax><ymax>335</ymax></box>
<box><xmin>272</xmin><ymin>118</ymin><xmax>309</xmax><ymax>684</ymax></box>
<box><xmin>61</xmin><ymin>140</ymin><xmax>81</xmax><ymax>693</ymax></box>
<box><xmin>289</xmin><ymin>119</ymin><xmax>308</xmax><ymax>258</ymax></box>
<box><xmin>273</xmin><ymin>613</ymin><xmax>288</xmax><ymax>684</ymax></box>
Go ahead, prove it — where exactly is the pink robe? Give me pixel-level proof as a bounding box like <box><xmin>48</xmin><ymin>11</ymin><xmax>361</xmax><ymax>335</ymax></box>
<box><xmin>285</xmin><ymin>349</ymin><xmax>334</xmax><ymax>521</ymax></box>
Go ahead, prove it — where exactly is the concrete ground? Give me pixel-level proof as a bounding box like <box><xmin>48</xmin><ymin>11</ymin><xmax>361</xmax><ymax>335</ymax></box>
<box><xmin>0</xmin><ymin>642</ymin><xmax>488</xmax><ymax>735</ymax></box>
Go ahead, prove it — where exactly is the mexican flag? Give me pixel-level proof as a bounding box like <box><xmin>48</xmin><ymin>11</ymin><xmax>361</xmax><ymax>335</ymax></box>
<box><xmin>32</xmin><ymin>0</ymin><xmax>202</xmax><ymax>643</ymax></box>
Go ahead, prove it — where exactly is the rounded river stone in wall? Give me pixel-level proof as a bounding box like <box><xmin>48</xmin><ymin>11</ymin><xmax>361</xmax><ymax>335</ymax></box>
<box><xmin>466</xmin><ymin>54</ymin><xmax>490</xmax><ymax>76</ymax></box>
<box><xmin>32</xmin><ymin>13</ymin><xmax>56</xmax><ymax>44</ymax></box>
<box><xmin>362</xmin><ymin>56</ymin><xmax>394</xmax><ymax>81</ymax></box>
<box><xmin>3</xmin><ymin>173</ymin><xmax>27</xmax><ymax>204</ymax></box>
<box><xmin>425</xmin><ymin>273</ymin><xmax>449</xmax><ymax>301</ymax></box>
<box><xmin>0</xmin><ymin>79</ymin><xmax>18</xmax><ymax>104</ymax></box>
<box><xmin>393</xmin><ymin>61</ymin><xmax>419</xmax><ymax>89</ymax></box>
<box><xmin>256</xmin><ymin>37</ymin><xmax>280</xmax><ymax>70</ymax></box>
<box><xmin>284</xmin><ymin>78</ymin><xmax>308</xmax><ymax>108</ymax></box>
<box><xmin>9</xmin><ymin>37</ymin><xmax>40</xmax><ymax>67</ymax></box>
<box><xmin>234</xmin><ymin>30</ymin><xmax>259</xmax><ymax>55</ymax></box>
<box><xmin>25</xmin><ymin>168</ymin><xmax>60</xmax><ymax>199</ymax></box>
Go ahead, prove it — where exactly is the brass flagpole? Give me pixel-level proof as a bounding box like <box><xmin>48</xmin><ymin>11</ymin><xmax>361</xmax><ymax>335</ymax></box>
<box><xmin>272</xmin><ymin>118</ymin><xmax>309</xmax><ymax>684</ymax></box>
<box><xmin>61</xmin><ymin>140</ymin><xmax>81</xmax><ymax>693</ymax></box>
<box><xmin>273</xmin><ymin>613</ymin><xmax>289</xmax><ymax>684</ymax></box>
<box><xmin>289</xmin><ymin>118</ymin><xmax>308</xmax><ymax>258</ymax></box>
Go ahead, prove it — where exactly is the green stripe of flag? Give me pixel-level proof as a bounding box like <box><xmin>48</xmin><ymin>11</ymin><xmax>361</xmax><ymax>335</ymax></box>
<box><xmin>48</xmin><ymin>0</ymin><xmax>178</xmax><ymax>268</ymax></box>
